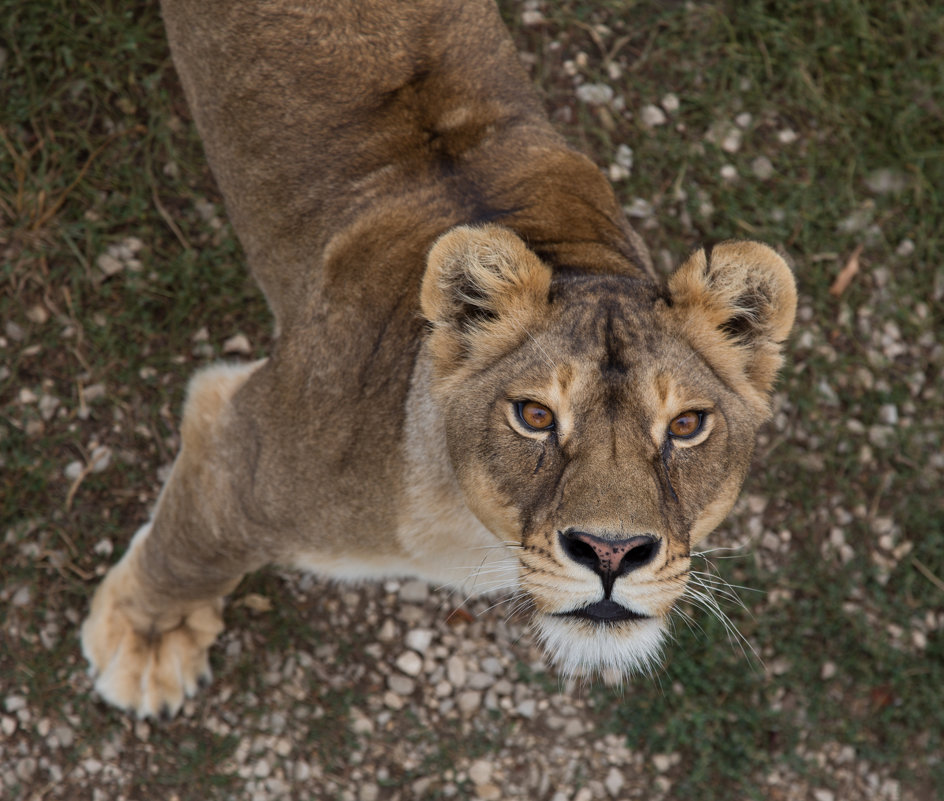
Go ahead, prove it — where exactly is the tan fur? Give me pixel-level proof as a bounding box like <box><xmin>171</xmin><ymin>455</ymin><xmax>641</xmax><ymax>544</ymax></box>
<box><xmin>81</xmin><ymin>0</ymin><xmax>796</xmax><ymax>717</ymax></box>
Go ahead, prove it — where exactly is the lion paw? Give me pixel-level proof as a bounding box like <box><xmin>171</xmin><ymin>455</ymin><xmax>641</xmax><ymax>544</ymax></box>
<box><xmin>81</xmin><ymin>571</ymin><xmax>224</xmax><ymax>719</ymax></box>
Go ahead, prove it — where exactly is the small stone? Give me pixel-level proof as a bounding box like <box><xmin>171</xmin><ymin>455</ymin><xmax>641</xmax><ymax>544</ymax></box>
<box><xmin>405</xmin><ymin>628</ymin><xmax>434</xmax><ymax>654</ymax></box>
<box><xmin>11</xmin><ymin>586</ymin><xmax>31</xmax><ymax>607</ymax></box>
<box><xmin>868</xmin><ymin>425</ymin><xmax>895</xmax><ymax>449</ymax></box>
<box><xmin>640</xmin><ymin>104</ymin><xmax>667</xmax><ymax>127</ymax></box>
<box><xmin>468</xmin><ymin>672</ymin><xmax>494</xmax><ymax>690</ymax></box>
<box><xmin>446</xmin><ymin>656</ymin><xmax>466</xmax><ymax>688</ymax></box>
<box><xmin>18</xmin><ymin>387</ymin><xmax>38</xmax><ymax>404</ymax></box>
<box><xmin>1</xmin><ymin>717</ymin><xmax>16</xmax><ymax>736</ymax></box>
<box><xmin>377</xmin><ymin>618</ymin><xmax>397</xmax><ymax>642</ymax></box>
<box><xmin>652</xmin><ymin>754</ymin><xmax>673</xmax><ymax>773</ymax></box>
<box><xmin>751</xmin><ymin>156</ymin><xmax>775</xmax><ymax>180</ymax></box>
<box><xmin>383</xmin><ymin>691</ymin><xmax>404</xmax><ymax>710</ymax></box>
<box><xmin>388</xmin><ymin>674</ymin><xmax>415</xmax><ymax>696</ymax></box>
<box><xmin>468</xmin><ymin>760</ymin><xmax>492</xmax><ymax>786</ymax></box>
<box><xmin>26</xmin><ymin>305</ymin><xmax>49</xmax><ymax>324</ymax></box>
<box><xmin>83</xmin><ymin>383</ymin><xmax>106</xmax><ymax>403</ymax></box>
<box><xmin>735</xmin><ymin>112</ymin><xmax>753</xmax><ymax>129</ymax></box>
<box><xmin>395</xmin><ymin>651</ymin><xmax>423</xmax><ymax>677</ymax></box>
<box><xmin>54</xmin><ymin>725</ymin><xmax>74</xmax><ymax>748</ymax></box>
<box><xmin>39</xmin><ymin>394</ymin><xmax>60</xmax><ymax>421</ymax></box>
<box><xmin>516</xmin><ymin>699</ymin><xmax>537</xmax><ymax>718</ymax></box>
<box><xmin>223</xmin><ymin>333</ymin><xmax>252</xmax><ymax>355</ymax></box>
<box><xmin>605</xmin><ymin>767</ymin><xmax>625</xmax><ymax>797</ymax></box>
<box><xmin>521</xmin><ymin>9</ymin><xmax>544</xmax><ymax>26</ymax></box>
<box><xmin>16</xmin><ymin>758</ymin><xmax>37</xmax><ymax>782</ymax></box>
<box><xmin>878</xmin><ymin>404</ymin><xmax>899</xmax><ymax>425</ymax></box>
<box><xmin>253</xmin><ymin>759</ymin><xmax>271</xmax><ymax>779</ymax></box>
<box><xmin>661</xmin><ymin>93</ymin><xmax>680</xmax><ymax>113</ymax></box>
<box><xmin>720</xmin><ymin>164</ymin><xmax>738</xmax><ymax>181</ymax></box>
<box><xmin>480</xmin><ymin>657</ymin><xmax>503</xmax><ymax>676</ymax></box>
<box><xmin>576</xmin><ymin>83</ymin><xmax>614</xmax><ymax>106</ymax></box>
<box><xmin>457</xmin><ymin>690</ymin><xmax>481</xmax><ymax>714</ymax></box>
<box><xmin>813</xmin><ymin>790</ymin><xmax>835</xmax><ymax>801</ymax></box>
<box><xmin>778</xmin><ymin>128</ymin><xmax>798</xmax><ymax>144</ymax></box>
<box><xmin>821</xmin><ymin>662</ymin><xmax>837</xmax><ymax>680</ymax></box>
<box><xmin>623</xmin><ymin>198</ymin><xmax>653</xmax><ymax>218</ymax></box>
<box><xmin>865</xmin><ymin>168</ymin><xmax>910</xmax><ymax>195</ymax></box>
<box><xmin>563</xmin><ymin>718</ymin><xmax>584</xmax><ymax>738</ymax></box>
<box><xmin>65</xmin><ymin>460</ymin><xmax>84</xmax><ymax>480</ymax></box>
<box><xmin>90</xmin><ymin>445</ymin><xmax>112</xmax><ymax>473</ymax></box>
<box><xmin>721</xmin><ymin>128</ymin><xmax>743</xmax><ymax>153</ymax></box>
<box><xmin>354</xmin><ymin>785</ymin><xmax>379</xmax><ymax>801</ymax></box>
<box><xmin>97</xmin><ymin>253</ymin><xmax>124</xmax><ymax>276</ymax></box>
<box><xmin>83</xmin><ymin>758</ymin><xmax>103</xmax><ymax>775</ymax></box>
<box><xmin>4</xmin><ymin>695</ymin><xmax>26</xmax><ymax>713</ymax></box>
<box><xmin>475</xmin><ymin>784</ymin><xmax>501</xmax><ymax>801</ymax></box>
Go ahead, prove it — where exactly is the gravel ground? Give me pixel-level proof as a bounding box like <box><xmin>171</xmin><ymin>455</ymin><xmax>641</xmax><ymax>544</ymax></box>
<box><xmin>2</xmin><ymin>1</ymin><xmax>942</xmax><ymax>799</ymax></box>
<box><xmin>0</xmin><ymin>568</ymin><xmax>921</xmax><ymax>801</ymax></box>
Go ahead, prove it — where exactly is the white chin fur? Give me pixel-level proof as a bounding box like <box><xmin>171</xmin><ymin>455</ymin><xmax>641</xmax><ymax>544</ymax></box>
<box><xmin>532</xmin><ymin>613</ymin><xmax>666</xmax><ymax>680</ymax></box>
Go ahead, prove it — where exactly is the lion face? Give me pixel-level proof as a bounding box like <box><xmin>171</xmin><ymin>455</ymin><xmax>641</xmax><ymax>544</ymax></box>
<box><xmin>421</xmin><ymin>225</ymin><xmax>796</xmax><ymax>678</ymax></box>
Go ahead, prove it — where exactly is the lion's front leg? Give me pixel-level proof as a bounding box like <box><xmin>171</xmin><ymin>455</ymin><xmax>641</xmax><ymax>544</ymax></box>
<box><xmin>80</xmin><ymin>521</ymin><xmax>235</xmax><ymax>719</ymax></box>
<box><xmin>81</xmin><ymin>361</ymin><xmax>269</xmax><ymax>718</ymax></box>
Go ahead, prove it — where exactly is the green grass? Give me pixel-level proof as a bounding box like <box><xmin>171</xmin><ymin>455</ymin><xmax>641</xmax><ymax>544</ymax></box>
<box><xmin>2</xmin><ymin>0</ymin><xmax>942</xmax><ymax>798</ymax></box>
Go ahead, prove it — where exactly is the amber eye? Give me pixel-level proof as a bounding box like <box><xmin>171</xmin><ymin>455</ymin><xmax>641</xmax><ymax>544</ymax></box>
<box><xmin>668</xmin><ymin>410</ymin><xmax>705</xmax><ymax>439</ymax></box>
<box><xmin>516</xmin><ymin>401</ymin><xmax>555</xmax><ymax>431</ymax></box>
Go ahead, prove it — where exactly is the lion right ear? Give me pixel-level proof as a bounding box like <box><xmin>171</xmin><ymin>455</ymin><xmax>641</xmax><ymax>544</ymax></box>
<box><xmin>421</xmin><ymin>225</ymin><xmax>552</xmax><ymax>367</ymax></box>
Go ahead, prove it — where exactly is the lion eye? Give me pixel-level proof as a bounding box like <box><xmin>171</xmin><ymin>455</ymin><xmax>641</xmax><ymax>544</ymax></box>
<box><xmin>516</xmin><ymin>401</ymin><xmax>555</xmax><ymax>431</ymax></box>
<box><xmin>668</xmin><ymin>410</ymin><xmax>705</xmax><ymax>439</ymax></box>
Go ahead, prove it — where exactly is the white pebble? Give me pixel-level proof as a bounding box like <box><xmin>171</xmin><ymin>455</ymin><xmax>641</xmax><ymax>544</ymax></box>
<box><xmin>661</xmin><ymin>93</ymin><xmax>680</xmax><ymax>113</ymax></box>
<box><xmin>721</xmin><ymin>127</ymin><xmax>742</xmax><ymax>153</ymax></box>
<box><xmin>652</xmin><ymin>753</ymin><xmax>673</xmax><ymax>773</ymax></box>
<box><xmin>751</xmin><ymin>156</ymin><xmax>774</xmax><ymax>180</ymax></box>
<box><xmin>457</xmin><ymin>690</ymin><xmax>481</xmax><ymax>714</ymax></box>
<box><xmin>388</xmin><ymin>674</ymin><xmax>415</xmax><ymax>697</ymax></box>
<box><xmin>405</xmin><ymin>628</ymin><xmax>434</xmax><ymax>654</ymax></box>
<box><xmin>223</xmin><ymin>333</ymin><xmax>252</xmax><ymax>355</ymax></box>
<box><xmin>640</xmin><ymin>104</ymin><xmax>667</xmax><ymax>127</ymax></box>
<box><xmin>446</xmin><ymin>656</ymin><xmax>466</xmax><ymax>688</ymax></box>
<box><xmin>468</xmin><ymin>760</ymin><xmax>492</xmax><ymax>786</ymax></box>
<box><xmin>521</xmin><ymin>10</ymin><xmax>544</xmax><ymax>26</ymax></box>
<box><xmin>575</xmin><ymin>83</ymin><xmax>614</xmax><ymax>106</ymax></box>
<box><xmin>90</xmin><ymin>445</ymin><xmax>112</xmax><ymax>473</ymax></box>
<box><xmin>97</xmin><ymin>253</ymin><xmax>124</xmax><ymax>276</ymax></box>
<box><xmin>605</xmin><ymin>767</ymin><xmax>625</xmax><ymax>797</ymax></box>
<box><xmin>395</xmin><ymin>651</ymin><xmax>423</xmax><ymax>677</ymax></box>
<box><xmin>878</xmin><ymin>404</ymin><xmax>899</xmax><ymax>425</ymax></box>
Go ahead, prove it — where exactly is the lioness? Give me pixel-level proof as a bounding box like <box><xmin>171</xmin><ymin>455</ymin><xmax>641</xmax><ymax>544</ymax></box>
<box><xmin>81</xmin><ymin>0</ymin><xmax>796</xmax><ymax>718</ymax></box>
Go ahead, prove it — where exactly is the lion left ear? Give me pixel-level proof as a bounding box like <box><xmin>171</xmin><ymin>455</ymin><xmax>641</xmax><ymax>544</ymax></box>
<box><xmin>668</xmin><ymin>241</ymin><xmax>797</xmax><ymax>413</ymax></box>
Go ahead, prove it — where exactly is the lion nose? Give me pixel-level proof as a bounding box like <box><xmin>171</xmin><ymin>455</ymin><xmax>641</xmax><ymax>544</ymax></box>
<box><xmin>559</xmin><ymin>530</ymin><xmax>660</xmax><ymax>597</ymax></box>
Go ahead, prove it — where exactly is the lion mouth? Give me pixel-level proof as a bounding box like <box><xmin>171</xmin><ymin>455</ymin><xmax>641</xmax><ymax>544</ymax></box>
<box><xmin>557</xmin><ymin>599</ymin><xmax>649</xmax><ymax>625</ymax></box>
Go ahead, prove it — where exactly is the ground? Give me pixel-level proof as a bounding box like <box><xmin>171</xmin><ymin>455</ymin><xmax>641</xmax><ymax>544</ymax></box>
<box><xmin>1</xmin><ymin>1</ymin><xmax>943</xmax><ymax>799</ymax></box>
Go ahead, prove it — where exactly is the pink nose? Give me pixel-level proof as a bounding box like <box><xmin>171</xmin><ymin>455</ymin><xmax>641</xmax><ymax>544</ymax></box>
<box><xmin>558</xmin><ymin>530</ymin><xmax>660</xmax><ymax>596</ymax></box>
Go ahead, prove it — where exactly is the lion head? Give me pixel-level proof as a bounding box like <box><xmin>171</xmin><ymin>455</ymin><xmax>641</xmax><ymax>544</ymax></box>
<box><xmin>420</xmin><ymin>224</ymin><xmax>796</xmax><ymax>677</ymax></box>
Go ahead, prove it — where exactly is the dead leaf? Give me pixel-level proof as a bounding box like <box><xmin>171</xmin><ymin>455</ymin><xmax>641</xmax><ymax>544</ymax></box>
<box><xmin>445</xmin><ymin>606</ymin><xmax>475</xmax><ymax>626</ymax></box>
<box><xmin>829</xmin><ymin>245</ymin><xmax>863</xmax><ymax>296</ymax></box>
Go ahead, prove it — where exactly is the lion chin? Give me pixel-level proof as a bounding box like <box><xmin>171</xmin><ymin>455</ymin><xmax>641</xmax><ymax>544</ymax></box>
<box><xmin>532</xmin><ymin>612</ymin><xmax>668</xmax><ymax>681</ymax></box>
